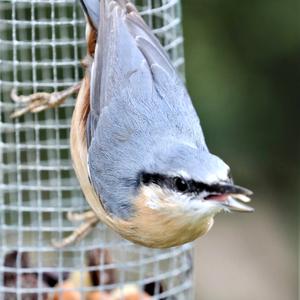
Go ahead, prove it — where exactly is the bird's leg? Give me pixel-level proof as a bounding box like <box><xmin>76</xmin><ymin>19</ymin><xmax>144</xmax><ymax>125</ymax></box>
<box><xmin>52</xmin><ymin>210</ymin><xmax>99</xmax><ymax>248</ymax></box>
<box><xmin>10</xmin><ymin>81</ymin><xmax>82</xmax><ymax>118</ymax></box>
<box><xmin>66</xmin><ymin>210</ymin><xmax>96</xmax><ymax>222</ymax></box>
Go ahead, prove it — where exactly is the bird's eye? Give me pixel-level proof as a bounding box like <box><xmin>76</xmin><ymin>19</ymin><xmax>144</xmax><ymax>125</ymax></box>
<box><xmin>174</xmin><ymin>177</ymin><xmax>188</xmax><ymax>192</ymax></box>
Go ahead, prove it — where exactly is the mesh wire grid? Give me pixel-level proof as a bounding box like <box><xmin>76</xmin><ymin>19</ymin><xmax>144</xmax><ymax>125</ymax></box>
<box><xmin>0</xmin><ymin>0</ymin><xmax>193</xmax><ymax>299</ymax></box>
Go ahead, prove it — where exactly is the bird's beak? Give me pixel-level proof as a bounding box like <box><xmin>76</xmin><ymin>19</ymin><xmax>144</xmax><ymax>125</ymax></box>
<box><xmin>205</xmin><ymin>183</ymin><xmax>254</xmax><ymax>213</ymax></box>
<box><xmin>224</xmin><ymin>195</ymin><xmax>254</xmax><ymax>212</ymax></box>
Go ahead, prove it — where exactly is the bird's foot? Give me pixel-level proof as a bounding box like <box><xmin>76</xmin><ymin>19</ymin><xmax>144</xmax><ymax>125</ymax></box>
<box><xmin>10</xmin><ymin>82</ymin><xmax>81</xmax><ymax>118</ymax></box>
<box><xmin>52</xmin><ymin>210</ymin><xmax>99</xmax><ymax>248</ymax></box>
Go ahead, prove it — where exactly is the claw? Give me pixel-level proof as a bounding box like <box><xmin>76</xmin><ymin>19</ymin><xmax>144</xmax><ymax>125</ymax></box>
<box><xmin>52</xmin><ymin>210</ymin><xmax>98</xmax><ymax>248</ymax></box>
<box><xmin>10</xmin><ymin>82</ymin><xmax>81</xmax><ymax>118</ymax></box>
<box><xmin>67</xmin><ymin>210</ymin><xmax>96</xmax><ymax>222</ymax></box>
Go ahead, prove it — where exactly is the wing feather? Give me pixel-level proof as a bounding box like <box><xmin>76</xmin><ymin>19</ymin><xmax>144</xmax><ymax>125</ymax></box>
<box><xmin>86</xmin><ymin>0</ymin><xmax>206</xmax><ymax>218</ymax></box>
<box><xmin>87</xmin><ymin>0</ymin><xmax>178</xmax><ymax>146</ymax></box>
<box><xmin>80</xmin><ymin>0</ymin><xmax>100</xmax><ymax>27</ymax></box>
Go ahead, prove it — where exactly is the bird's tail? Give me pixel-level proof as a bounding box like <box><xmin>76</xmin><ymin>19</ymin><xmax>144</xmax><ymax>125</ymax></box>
<box><xmin>80</xmin><ymin>0</ymin><xmax>135</xmax><ymax>29</ymax></box>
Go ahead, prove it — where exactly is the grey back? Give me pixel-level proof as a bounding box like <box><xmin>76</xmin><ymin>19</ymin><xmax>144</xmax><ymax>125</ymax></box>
<box><xmin>85</xmin><ymin>0</ymin><xmax>207</xmax><ymax>218</ymax></box>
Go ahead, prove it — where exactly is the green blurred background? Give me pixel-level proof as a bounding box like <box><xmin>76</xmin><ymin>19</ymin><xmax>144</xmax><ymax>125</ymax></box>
<box><xmin>181</xmin><ymin>0</ymin><xmax>299</xmax><ymax>299</ymax></box>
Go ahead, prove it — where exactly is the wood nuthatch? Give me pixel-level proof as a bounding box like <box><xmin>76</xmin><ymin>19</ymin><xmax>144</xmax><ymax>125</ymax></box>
<box><xmin>11</xmin><ymin>0</ymin><xmax>253</xmax><ymax>248</ymax></box>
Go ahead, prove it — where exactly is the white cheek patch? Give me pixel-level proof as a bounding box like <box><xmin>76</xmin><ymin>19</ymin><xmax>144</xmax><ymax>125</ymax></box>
<box><xmin>143</xmin><ymin>186</ymin><xmax>162</xmax><ymax>210</ymax></box>
<box><xmin>178</xmin><ymin>193</ymin><xmax>224</xmax><ymax>219</ymax></box>
<box><xmin>146</xmin><ymin>200</ymin><xmax>161</xmax><ymax>210</ymax></box>
<box><xmin>141</xmin><ymin>185</ymin><xmax>224</xmax><ymax>220</ymax></box>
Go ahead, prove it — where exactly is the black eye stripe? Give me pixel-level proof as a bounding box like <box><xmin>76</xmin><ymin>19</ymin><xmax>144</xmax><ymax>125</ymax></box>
<box><xmin>140</xmin><ymin>173</ymin><xmax>165</xmax><ymax>186</ymax></box>
<box><xmin>140</xmin><ymin>172</ymin><xmax>210</xmax><ymax>194</ymax></box>
<box><xmin>139</xmin><ymin>172</ymin><xmax>244</xmax><ymax>196</ymax></box>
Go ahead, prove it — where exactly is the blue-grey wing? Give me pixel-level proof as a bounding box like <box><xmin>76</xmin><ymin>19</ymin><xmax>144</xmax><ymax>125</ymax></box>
<box><xmin>80</xmin><ymin>0</ymin><xmax>100</xmax><ymax>28</ymax></box>
<box><xmin>87</xmin><ymin>0</ymin><xmax>201</xmax><ymax>145</ymax></box>
<box><xmin>80</xmin><ymin>0</ymin><xmax>100</xmax><ymax>147</ymax></box>
<box><xmin>86</xmin><ymin>1</ymin><xmax>207</xmax><ymax>218</ymax></box>
<box><xmin>94</xmin><ymin>1</ymin><xmax>175</xmax><ymax>111</ymax></box>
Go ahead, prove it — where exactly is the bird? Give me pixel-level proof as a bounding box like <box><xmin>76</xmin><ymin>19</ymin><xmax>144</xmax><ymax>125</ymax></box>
<box><xmin>11</xmin><ymin>0</ymin><xmax>253</xmax><ymax>248</ymax></box>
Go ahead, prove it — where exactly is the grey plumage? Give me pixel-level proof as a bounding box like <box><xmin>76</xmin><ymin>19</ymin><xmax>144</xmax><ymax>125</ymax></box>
<box><xmin>84</xmin><ymin>0</ymin><xmax>228</xmax><ymax>219</ymax></box>
<box><xmin>80</xmin><ymin>0</ymin><xmax>100</xmax><ymax>27</ymax></box>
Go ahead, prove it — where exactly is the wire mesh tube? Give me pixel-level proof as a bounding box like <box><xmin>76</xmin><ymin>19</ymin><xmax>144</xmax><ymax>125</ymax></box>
<box><xmin>0</xmin><ymin>0</ymin><xmax>193</xmax><ymax>299</ymax></box>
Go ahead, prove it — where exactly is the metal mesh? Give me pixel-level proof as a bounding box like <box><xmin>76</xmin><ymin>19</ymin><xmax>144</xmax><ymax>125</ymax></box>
<box><xmin>0</xmin><ymin>0</ymin><xmax>193</xmax><ymax>299</ymax></box>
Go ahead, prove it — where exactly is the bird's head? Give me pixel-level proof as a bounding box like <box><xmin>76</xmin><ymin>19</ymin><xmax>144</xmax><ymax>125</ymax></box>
<box><xmin>142</xmin><ymin>144</ymin><xmax>253</xmax><ymax>214</ymax></box>
<box><xmin>129</xmin><ymin>144</ymin><xmax>253</xmax><ymax>247</ymax></box>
